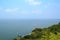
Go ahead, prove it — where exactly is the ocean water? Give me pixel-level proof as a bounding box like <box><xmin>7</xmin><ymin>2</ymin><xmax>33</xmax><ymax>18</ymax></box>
<box><xmin>0</xmin><ymin>19</ymin><xmax>60</xmax><ymax>40</ymax></box>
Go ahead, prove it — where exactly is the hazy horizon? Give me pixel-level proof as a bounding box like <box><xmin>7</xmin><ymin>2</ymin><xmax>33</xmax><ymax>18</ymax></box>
<box><xmin>0</xmin><ymin>0</ymin><xmax>60</xmax><ymax>40</ymax></box>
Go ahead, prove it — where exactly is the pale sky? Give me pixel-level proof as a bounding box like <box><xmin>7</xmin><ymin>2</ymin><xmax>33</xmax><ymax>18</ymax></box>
<box><xmin>0</xmin><ymin>0</ymin><xmax>60</xmax><ymax>19</ymax></box>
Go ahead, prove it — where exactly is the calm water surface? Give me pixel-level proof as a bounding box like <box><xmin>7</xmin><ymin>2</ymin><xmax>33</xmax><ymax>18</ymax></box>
<box><xmin>0</xmin><ymin>19</ymin><xmax>60</xmax><ymax>40</ymax></box>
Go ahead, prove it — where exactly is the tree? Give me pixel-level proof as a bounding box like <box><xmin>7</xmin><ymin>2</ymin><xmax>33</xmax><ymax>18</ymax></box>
<box><xmin>23</xmin><ymin>35</ymin><xmax>31</xmax><ymax>39</ymax></box>
<box><xmin>13</xmin><ymin>38</ymin><xmax>17</xmax><ymax>40</ymax></box>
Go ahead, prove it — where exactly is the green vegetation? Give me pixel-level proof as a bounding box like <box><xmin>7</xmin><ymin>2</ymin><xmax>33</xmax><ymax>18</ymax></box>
<box><xmin>13</xmin><ymin>22</ymin><xmax>60</xmax><ymax>40</ymax></box>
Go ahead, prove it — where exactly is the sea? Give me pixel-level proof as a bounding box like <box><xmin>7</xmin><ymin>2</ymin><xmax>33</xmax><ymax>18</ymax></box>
<box><xmin>0</xmin><ymin>19</ymin><xmax>60</xmax><ymax>40</ymax></box>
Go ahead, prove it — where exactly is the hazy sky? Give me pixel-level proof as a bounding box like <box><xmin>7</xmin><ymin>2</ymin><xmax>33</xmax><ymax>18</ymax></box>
<box><xmin>0</xmin><ymin>0</ymin><xmax>60</xmax><ymax>19</ymax></box>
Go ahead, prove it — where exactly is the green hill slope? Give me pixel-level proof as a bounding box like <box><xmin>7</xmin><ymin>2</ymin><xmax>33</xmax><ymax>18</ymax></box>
<box><xmin>13</xmin><ymin>22</ymin><xmax>60</xmax><ymax>40</ymax></box>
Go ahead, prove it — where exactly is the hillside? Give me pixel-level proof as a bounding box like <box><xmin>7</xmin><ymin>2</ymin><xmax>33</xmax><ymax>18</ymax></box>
<box><xmin>13</xmin><ymin>22</ymin><xmax>60</xmax><ymax>40</ymax></box>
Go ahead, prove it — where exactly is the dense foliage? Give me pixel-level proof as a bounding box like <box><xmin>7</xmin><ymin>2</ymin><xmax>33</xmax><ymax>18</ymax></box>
<box><xmin>13</xmin><ymin>22</ymin><xmax>60</xmax><ymax>40</ymax></box>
